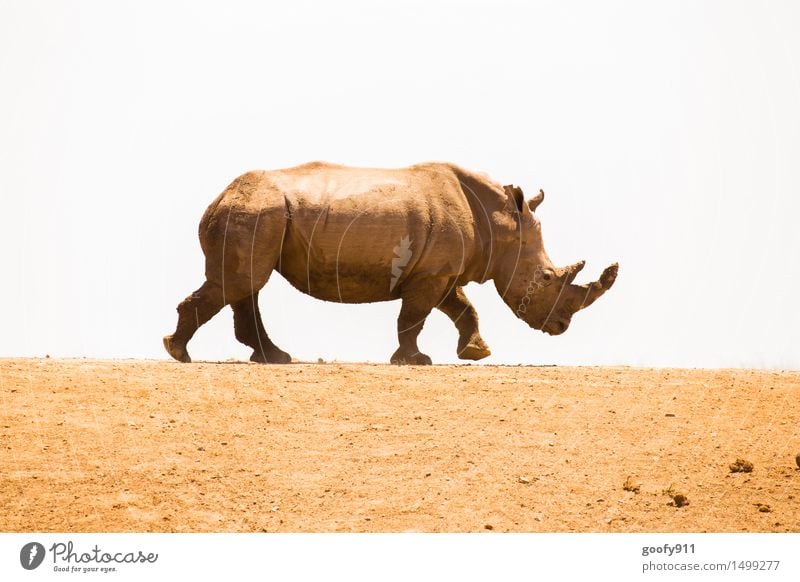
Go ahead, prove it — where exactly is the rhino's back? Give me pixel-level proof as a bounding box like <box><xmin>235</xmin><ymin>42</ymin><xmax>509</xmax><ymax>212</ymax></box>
<box><xmin>267</xmin><ymin>162</ymin><xmax>477</xmax><ymax>303</ymax></box>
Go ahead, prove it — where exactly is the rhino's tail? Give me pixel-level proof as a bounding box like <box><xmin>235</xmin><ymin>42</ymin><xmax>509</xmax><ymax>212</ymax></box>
<box><xmin>196</xmin><ymin>171</ymin><xmax>288</xmax><ymax>295</ymax></box>
<box><xmin>198</xmin><ymin>190</ymin><xmax>227</xmax><ymax>256</ymax></box>
<box><xmin>197</xmin><ymin>171</ymin><xmax>261</xmax><ymax>256</ymax></box>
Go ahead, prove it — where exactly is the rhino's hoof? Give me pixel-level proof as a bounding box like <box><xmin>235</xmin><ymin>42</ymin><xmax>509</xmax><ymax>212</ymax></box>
<box><xmin>390</xmin><ymin>350</ymin><xmax>432</xmax><ymax>366</ymax></box>
<box><xmin>250</xmin><ymin>348</ymin><xmax>292</xmax><ymax>364</ymax></box>
<box><xmin>163</xmin><ymin>335</ymin><xmax>191</xmax><ymax>363</ymax></box>
<box><xmin>458</xmin><ymin>342</ymin><xmax>491</xmax><ymax>361</ymax></box>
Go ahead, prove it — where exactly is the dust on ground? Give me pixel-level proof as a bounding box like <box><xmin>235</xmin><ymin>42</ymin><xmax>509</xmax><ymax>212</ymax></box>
<box><xmin>1</xmin><ymin>359</ymin><xmax>798</xmax><ymax>532</ymax></box>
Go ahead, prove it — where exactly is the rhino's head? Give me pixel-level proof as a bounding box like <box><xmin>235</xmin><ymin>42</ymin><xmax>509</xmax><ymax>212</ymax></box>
<box><xmin>493</xmin><ymin>185</ymin><xmax>618</xmax><ymax>335</ymax></box>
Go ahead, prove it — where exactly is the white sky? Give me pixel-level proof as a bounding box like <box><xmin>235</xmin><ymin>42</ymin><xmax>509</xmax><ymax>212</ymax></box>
<box><xmin>1</xmin><ymin>0</ymin><xmax>798</xmax><ymax>368</ymax></box>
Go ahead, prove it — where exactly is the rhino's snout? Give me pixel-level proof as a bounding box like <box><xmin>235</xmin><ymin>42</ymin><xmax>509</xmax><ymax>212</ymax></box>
<box><xmin>542</xmin><ymin>318</ymin><xmax>569</xmax><ymax>336</ymax></box>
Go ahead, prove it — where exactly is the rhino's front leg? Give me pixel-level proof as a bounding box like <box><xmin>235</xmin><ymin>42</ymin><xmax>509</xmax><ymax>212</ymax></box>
<box><xmin>437</xmin><ymin>287</ymin><xmax>491</xmax><ymax>360</ymax></box>
<box><xmin>390</xmin><ymin>278</ymin><xmax>450</xmax><ymax>365</ymax></box>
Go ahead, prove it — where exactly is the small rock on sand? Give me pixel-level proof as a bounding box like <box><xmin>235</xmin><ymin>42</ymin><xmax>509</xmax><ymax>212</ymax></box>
<box><xmin>729</xmin><ymin>459</ymin><xmax>754</xmax><ymax>473</ymax></box>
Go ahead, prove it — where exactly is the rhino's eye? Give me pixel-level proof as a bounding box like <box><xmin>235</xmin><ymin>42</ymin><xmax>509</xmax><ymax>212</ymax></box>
<box><xmin>535</xmin><ymin>269</ymin><xmax>555</xmax><ymax>287</ymax></box>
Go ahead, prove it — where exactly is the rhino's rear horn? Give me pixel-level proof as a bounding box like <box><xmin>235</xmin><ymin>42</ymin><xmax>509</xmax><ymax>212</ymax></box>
<box><xmin>562</xmin><ymin>260</ymin><xmax>585</xmax><ymax>284</ymax></box>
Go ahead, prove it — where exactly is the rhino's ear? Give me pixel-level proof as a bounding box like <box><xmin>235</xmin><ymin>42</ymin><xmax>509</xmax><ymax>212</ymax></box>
<box><xmin>503</xmin><ymin>184</ymin><xmax>525</xmax><ymax>213</ymax></box>
<box><xmin>528</xmin><ymin>189</ymin><xmax>545</xmax><ymax>213</ymax></box>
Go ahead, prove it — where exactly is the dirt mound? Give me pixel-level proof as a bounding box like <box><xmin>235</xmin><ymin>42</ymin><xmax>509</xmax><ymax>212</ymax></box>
<box><xmin>1</xmin><ymin>360</ymin><xmax>798</xmax><ymax>532</ymax></box>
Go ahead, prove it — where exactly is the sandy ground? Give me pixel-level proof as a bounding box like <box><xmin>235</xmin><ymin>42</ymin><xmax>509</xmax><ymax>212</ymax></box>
<box><xmin>1</xmin><ymin>359</ymin><xmax>799</xmax><ymax>532</ymax></box>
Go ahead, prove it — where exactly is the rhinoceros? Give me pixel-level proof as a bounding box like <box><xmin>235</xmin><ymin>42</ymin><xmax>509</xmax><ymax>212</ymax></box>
<box><xmin>163</xmin><ymin>162</ymin><xmax>618</xmax><ymax>365</ymax></box>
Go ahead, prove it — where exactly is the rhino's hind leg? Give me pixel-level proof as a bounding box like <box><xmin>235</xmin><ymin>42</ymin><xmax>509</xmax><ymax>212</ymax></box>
<box><xmin>231</xmin><ymin>292</ymin><xmax>291</xmax><ymax>364</ymax></box>
<box><xmin>437</xmin><ymin>287</ymin><xmax>491</xmax><ymax>361</ymax></box>
<box><xmin>163</xmin><ymin>280</ymin><xmax>226</xmax><ymax>363</ymax></box>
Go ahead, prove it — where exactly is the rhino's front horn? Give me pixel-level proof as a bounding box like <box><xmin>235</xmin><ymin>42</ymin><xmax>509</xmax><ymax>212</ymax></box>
<box><xmin>562</xmin><ymin>260</ymin><xmax>585</xmax><ymax>284</ymax></box>
<box><xmin>571</xmin><ymin>263</ymin><xmax>618</xmax><ymax>311</ymax></box>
